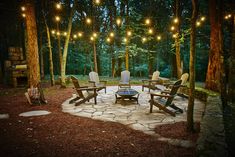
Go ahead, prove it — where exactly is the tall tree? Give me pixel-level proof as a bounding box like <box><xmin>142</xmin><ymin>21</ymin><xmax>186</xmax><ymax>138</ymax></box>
<box><xmin>125</xmin><ymin>0</ymin><xmax>129</xmax><ymax>71</ymax></box>
<box><xmin>174</xmin><ymin>0</ymin><xmax>183</xmax><ymax>79</ymax></box>
<box><xmin>25</xmin><ymin>0</ymin><xmax>40</xmax><ymax>87</ymax></box>
<box><xmin>187</xmin><ymin>0</ymin><xmax>198</xmax><ymax>132</ymax></box>
<box><xmin>205</xmin><ymin>0</ymin><xmax>222</xmax><ymax>92</ymax></box>
<box><xmin>61</xmin><ymin>0</ymin><xmax>76</xmax><ymax>87</ymax></box>
<box><xmin>228</xmin><ymin>14</ymin><xmax>235</xmax><ymax>102</ymax></box>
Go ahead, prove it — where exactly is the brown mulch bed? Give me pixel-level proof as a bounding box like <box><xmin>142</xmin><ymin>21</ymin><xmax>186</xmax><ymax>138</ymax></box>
<box><xmin>0</xmin><ymin>84</ymin><xmax>199</xmax><ymax>157</ymax></box>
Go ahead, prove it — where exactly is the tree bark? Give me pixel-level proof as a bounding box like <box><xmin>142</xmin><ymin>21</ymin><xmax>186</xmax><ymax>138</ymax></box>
<box><xmin>39</xmin><ymin>29</ymin><xmax>45</xmax><ymax>79</ymax></box>
<box><xmin>205</xmin><ymin>0</ymin><xmax>222</xmax><ymax>92</ymax></box>
<box><xmin>125</xmin><ymin>0</ymin><xmax>129</xmax><ymax>71</ymax></box>
<box><xmin>228</xmin><ymin>16</ymin><xmax>235</xmax><ymax>102</ymax></box>
<box><xmin>25</xmin><ymin>0</ymin><xmax>40</xmax><ymax>87</ymax></box>
<box><xmin>57</xmin><ymin>24</ymin><xmax>63</xmax><ymax>76</ymax></box>
<box><xmin>175</xmin><ymin>0</ymin><xmax>182</xmax><ymax>79</ymax></box>
<box><xmin>61</xmin><ymin>1</ymin><xmax>76</xmax><ymax>87</ymax></box>
<box><xmin>45</xmin><ymin>25</ymin><xmax>55</xmax><ymax>86</ymax></box>
<box><xmin>187</xmin><ymin>0</ymin><xmax>198</xmax><ymax>132</ymax></box>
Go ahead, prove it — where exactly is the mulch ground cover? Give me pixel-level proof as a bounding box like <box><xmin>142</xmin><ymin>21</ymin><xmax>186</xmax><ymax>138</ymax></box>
<box><xmin>0</xmin><ymin>84</ymin><xmax>199</xmax><ymax>157</ymax></box>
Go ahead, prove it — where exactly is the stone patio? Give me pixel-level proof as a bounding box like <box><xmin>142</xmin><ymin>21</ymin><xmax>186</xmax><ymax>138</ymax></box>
<box><xmin>62</xmin><ymin>86</ymin><xmax>205</xmax><ymax>146</ymax></box>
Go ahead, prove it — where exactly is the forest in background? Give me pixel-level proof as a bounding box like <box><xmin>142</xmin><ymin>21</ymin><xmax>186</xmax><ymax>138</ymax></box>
<box><xmin>0</xmin><ymin>0</ymin><xmax>234</xmax><ymax>85</ymax></box>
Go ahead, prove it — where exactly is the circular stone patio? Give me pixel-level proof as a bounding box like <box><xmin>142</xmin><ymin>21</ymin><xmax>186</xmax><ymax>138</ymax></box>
<box><xmin>62</xmin><ymin>86</ymin><xmax>205</xmax><ymax>138</ymax></box>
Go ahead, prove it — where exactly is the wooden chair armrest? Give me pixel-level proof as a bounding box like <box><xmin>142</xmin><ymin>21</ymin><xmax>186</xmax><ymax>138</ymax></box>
<box><xmin>150</xmin><ymin>92</ymin><xmax>172</xmax><ymax>98</ymax></box>
<box><xmin>77</xmin><ymin>87</ymin><xmax>99</xmax><ymax>91</ymax></box>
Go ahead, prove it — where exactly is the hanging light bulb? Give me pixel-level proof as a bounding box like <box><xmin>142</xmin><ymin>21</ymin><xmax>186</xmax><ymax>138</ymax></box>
<box><xmin>78</xmin><ymin>32</ymin><xmax>83</xmax><ymax>37</ymax></box>
<box><xmin>145</xmin><ymin>18</ymin><xmax>151</xmax><ymax>25</ymax></box>
<box><xmin>148</xmin><ymin>28</ymin><xmax>153</xmax><ymax>34</ymax></box>
<box><xmin>86</xmin><ymin>18</ymin><xmax>92</xmax><ymax>24</ymax></box>
<box><xmin>157</xmin><ymin>35</ymin><xmax>161</xmax><ymax>41</ymax></box>
<box><xmin>106</xmin><ymin>37</ymin><xmax>111</xmax><ymax>43</ymax></box>
<box><xmin>170</xmin><ymin>26</ymin><xmax>175</xmax><ymax>31</ymax></box>
<box><xmin>56</xmin><ymin>3</ymin><xmax>62</xmax><ymax>9</ymax></box>
<box><xmin>200</xmin><ymin>16</ymin><xmax>206</xmax><ymax>21</ymax></box>
<box><xmin>21</xmin><ymin>6</ymin><xmax>26</xmax><ymax>11</ymax></box>
<box><xmin>51</xmin><ymin>30</ymin><xmax>56</xmax><ymax>34</ymax></box>
<box><xmin>94</xmin><ymin>0</ymin><xmax>100</xmax><ymax>5</ymax></box>
<box><xmin>127</xmin><ymin>31</ymin><xmax>132</xmax><ymax>36</ymax></box>
<box><xmin>55</xmin><ymin>16</ymin><xmax>60</xmax><ymax>22</ymax></box>
<box><xmin>173</xmin><ymin>17</ymin><xmax>179</xmax><ymax>24</ymax></box>
<box><xmin>142</xmin><ymin>37</ymin><xmax>147</xmax><ymax>43</ymax></box>
<box><xmin>116</xmin><ymin>18</ymin><xmax>121</xmax><ymax>26</ymax></box>
<box><xmin>109</xmin><ymin>32</ymin><xmax>115</xmax><ymax>37</ymax></box>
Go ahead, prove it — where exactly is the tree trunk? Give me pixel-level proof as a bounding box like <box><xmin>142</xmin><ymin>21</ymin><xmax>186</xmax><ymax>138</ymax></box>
<box><xmin>25</xmin><ymin>0</ymin><xmax>40</xmax><ymax>87</ymax></box>
<box><xmin>93</xmin><ymin>42</ymin><xmax>98</xmax><ymax>73</ymax></box>
<box><xmin>187</xmin><ymin>0</ymin><xmax>198</xmax><ymax>132</ymax></box>
<box><xmin>125</xmin><ymin>0</ymin><xmax>129</xmax><ymax>71</ymax></box>
<box><xmin>205</xmin><ymin>0</ymin><xmax>222</xmax><ymax>92</ymax></box>
<box><xmin>57</xmin><ymin>24</ymin><xmax>63</xmax><ymax>76</ymax></box>
<box><xmin>175</xmin><ymin>0</ymin><xmax>182</xmax><ymax>79</ymax></box>
<box><xmin>228</xmin><ymin>16</ymin><xmax>235</xmax><ymax>102</ymax></box>
<box><xmin>45</xmin><ymin>25</ymin><xmax>55</xmax><ymax>86</ymax></box>
<box><xmin>39</xmin><ymin>30</ymin><xmax>45</xmax><ymax>79</ymax></box>
<box><xmin>61</xmin><ymin>1</ymin><xmax>76</xmax><ymax>87</ymax></box>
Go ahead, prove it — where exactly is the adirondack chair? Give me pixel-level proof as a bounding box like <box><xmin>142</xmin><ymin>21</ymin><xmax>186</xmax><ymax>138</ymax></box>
<box><xmin>89</xmin><ymin>71</ymin><xmax>107</xmax><ymax>93</ymax></box>
<box><xmin>118</xmin><ymin>70</ymin><xmax>131</xmax><ymax>88</ymax></box>
<box><xmin>142</xmin><ymin>71</ymin><xmax>161</xmax><ymax>92</ymax></box>
<box><xmin>149</xmin><ymin>79</ymin><xmax>183</xmax><ymax>117</ymax></box>
<box><xmin>70</xmin><ymin>76</ymin><xmax>99</xmax><ymax>106</ymax></box>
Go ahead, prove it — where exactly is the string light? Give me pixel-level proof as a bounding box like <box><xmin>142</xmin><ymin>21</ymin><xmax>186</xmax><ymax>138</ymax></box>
<box><xmin>73</xmin><ymin>34</ymin><xmax>77</xmax><ymax>39</ymax></box>
<box><xmin>51</xmin><ymin>30</ymin><xmax>56</xmax><ymax>34</ymax></box>
<box><xmin>56</xmin><ymin>31</ymin><xmax>60</xmax><ymax>36</ymax></box>
<box><xmin>21</xmin><ymin>6</ymin><xmax>26</xmax><ymax>11</ymax></box>
<box><xmin>145</xmin><ymin>18</ymin><xmax>151</xmax><ymax>25</ymax></box>
<box><xmin>225</xmin><ymin>14</ymin><xmax>232</xmax><ymax>20</ymax></box>
<box><xmin>170</xmin><ymin>26</ymin><xmax>175</xmax><ymax>31</ymax></box>
<box><xmin>116</xmin><ymin>18</ymin><xmax>121</xmax><ymax>26</ymax></box>
<box><xmin>142</xmin><ymin>37</ymin><xmax>147</xmax><ymax>43</ymax></box>
<box><xmin>55</xmin><ymin>16</ymin><xmax>60</xmax><ymax>22</ymax></box>
<box><xmin>127</xmin><ymin>31</ymin><xmax>132</xmax><ymax>36</ymax></box>
<box><xmin>94</xmin><ymin>0</ymin><xmax>100</xmax><ymax>5</ymax></box>
<box><xmin>172</xmin><ymin>34</ymin><xmax>177</xmax><ymax>38</ymax></box>
<box><xmin>200</xmin><ymin>16</ymin><xmax>206</xmax><ymax>22</ymax></box>
<box><xmin>106</xmin><ymin>37</ymin><xmax>111</xmax><ymax>43</ymax></box>
<box><xmin>196</xmin><ymin>21</ymin><xmax>201</xmax><ymax>27</ymax></box>
<box><xmin>148</xmin><ymin>28</ymin><xmax>153</xmax><ymax>34</ymax></box>
<box><xmin>22</xmin><ymin>13</ymin><xmax>26</xmax><ymax>18</ymax></box>
<box><xmin>109</xmin><ymin>32</ymin><xmax>115</xmax><ymax>37</ymax></box>
<box><xmin>93</xmin><ymin>32</ymin><xmax>97</xmax><ymax>38</ymax></box>
<box><xmin>157</xmin><ymin>35</ymin><xmax>161</xmax><ymax>41</ymax></box>
<box><xmin>90</xmin><ymin>36</ymin><xmax>94</xmax><ymax>41</ymax></box>
<box><xmin>56</xmin><ymin>3</ymin><xmax>62</xmax><ymax>9</ymax></box>
<box><xmin>86</xmin><ymin>18</ymin><xmax>92</xmax><ymax>24</ymax></box>
<box><xmin>78</xmin><ymin>32</ymin><xmax>83</xmax><ymax>37</ymax></box>
<box><xmin>63</xmin><ymin>32</ymin><xmax>67</xmax><ymax>36</ymax></box>
<box><xmin>173</xmin><ymin>18</ymin><xmax>179</xmax><ymax>24</ymax></box>
<box><xmin>123</xmin><ymin>38</ymin><xmax>127</xmax><ymax>43</ymax></box>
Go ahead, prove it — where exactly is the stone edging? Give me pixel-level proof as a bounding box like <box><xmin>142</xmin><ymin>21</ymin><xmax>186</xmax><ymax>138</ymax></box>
<box><xmin>196</xmin><ymin>96</ymin><xmax>228</xmax><ymax>157</ymax></box>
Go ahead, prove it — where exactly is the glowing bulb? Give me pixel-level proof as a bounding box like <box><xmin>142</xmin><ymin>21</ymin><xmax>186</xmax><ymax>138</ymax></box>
<box><xmin>56</xmin><ymin>31</ymin><xmax>60</xmax><ymax>36</ymax></box>
<box><xmin>157</xmin><ymin>35</ymin><xmax>161</xmax><ymax>41</ymax></box>
<box><xmin>123</xmin><ymin>38</ymin><xmax>127</xmax><ymax>43</ymax></box>
<box><xmin>145</xmin><ymin>18</ymin><xmax>151</xmax><ymax>25</ymax></box>
<box><xmin>93</xmin><ymin>32</ymin><xmax>97</xmax><ymax>38</ymax></box>
<box><xmin>110</xmin><ymin>32</ymin><xmax>114</xmax><ymax>37</ymax></box>
<box><xmin>78</xmin><ymin>32</ymin><xmax>83</xmax><ymax>37</ymax></box>
<box><xmin>171</xmin><ymin>26</ymin><xmax>175</xmax><ymax>31</ymax></box>
<box><xmin>200</xmin><ymin>16</ymin><xmax>206</xmax><ymax>21</ymax></box>
<box><xmin>116</xmin><ymin>18</ymin><xmax>121</xmax><ymax>26</ymax></box>
<box><xmin>90</xmin><ymin>36</ymin><xmax>94</xmax><ymax>41</ymax></box>
<box><xmin>73</xmin><ymin>34</ymin><xmax>77</xmax><ymax>39</ymax></box>
<box><xmin>142</xmin><ymin>37</ymin><xmax>147</xmax><ymax>43</ymax></box>
<box><xmin>127</xmin><ymin>31</ymin><xmax>132</xmax><ymax>36</ymax></box>
<box><xmin>22</xmin><ymin>13</ymin><xmax>26</xmax><ymax>18</ymax></box>
<box><xmin>196</xmin><ymin>21</ymin><xmax>201</xmax><ymax>27</ymax></box>
<box><xmin>86</xmin><ymin>18</ymin><xmax>91</xmax><ymax>24</ymax></box>
<box><xmin>21</xmin><ymin>6</ymin><xmax>26</xmax><ymax>11</ymax></box>
<box><xmin>228</xmin><ymin>14</ymin><xmax>232</xmax><ymax>18</ymax></box>
<box><xmin>94</xmin><ymin>0</ymin><xmax>100</xmax><ymax>4</ymax></box>
<box><xmin>56</xmin><ymin>3</ymin><xmax>61</xmax><ymax>9</ymax></box>
<box><xmin>55</xmin><ymin>16</ymin><xmax>60</xmax><ymax>22</ymax></box>
<box><xmin>148</xmin><ymin>28</ymin><xmax>153</xmax><ymax>34</ymax></box>
<box><xmin>63</xmin><ymin>32</ymin><xmax>67</xmax><ymax>36</ymax></box>
<box><xmin>51</xmin><ymin>30</ymin><xmax>56</xmax><ymax>34</ymax></box>
<box><xmin>174</xmin><ymin>18</ymin><xmax>179</xmax><ymax>24</ymax></box>
<box><xmin>106</xmin><ymin>37</ymin><xmax>111</xmax><ymax>43</ymax></box>
<box><xmin>173</xmin><ymin>34</ymin><xmax>177</xmax><ymax>38</ymax></box>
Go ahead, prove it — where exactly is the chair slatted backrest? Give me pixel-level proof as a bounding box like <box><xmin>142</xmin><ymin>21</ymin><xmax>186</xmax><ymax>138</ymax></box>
<box><xmin>70</xmin><ymin>76</ymin><xmax>84</xmax><ymax>98</ymax></box>
<box><xmin>165</xmin><ymin>79</ymin><xmax>182</xmax><ymax>106</ymax></box>
<box><xmin>180</xmin><ymin>73</ymin><xmax>189</xmax><ymax>85</ymax></box>
<box><xmin>121</xmin><ymin>70</ymin><xmax>130</xmax><ymax>83</ymax></box>
<box><xmin>89</xmin><ymin>71</ymin><xmax>100</xmax><ymax>85</ymax></box>
<box><xmin>151</xmin><ymin>71</ymin><xmax>160</xmax><ymax>80</ymax></box>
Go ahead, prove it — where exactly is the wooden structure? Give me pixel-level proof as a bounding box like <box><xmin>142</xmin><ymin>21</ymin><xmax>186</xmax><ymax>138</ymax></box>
<box><xmin>5</xmin><ymin>47</ymin><xmax>28</xmax><ymax>87</ymax></box>
<box><xmin>142</xmin><ymin>71</ymin><xmax>161</xmax><ymax>92</ymax></box>
<box><xmin>70</xmin><ymin>76</ymin><xmax>99</xmax><ymax>106</ymax></box>
<box><xmin>149</xmin><ymin>79</ymin><xmax>183</xmax><ymax>117</ymax></box>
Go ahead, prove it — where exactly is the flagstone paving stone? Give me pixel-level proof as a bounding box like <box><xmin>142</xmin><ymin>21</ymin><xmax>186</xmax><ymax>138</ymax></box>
<box><xmin>62</xmin><ymin>86</ymin><xmax>205</xmax><ymax>148</ymax></box>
